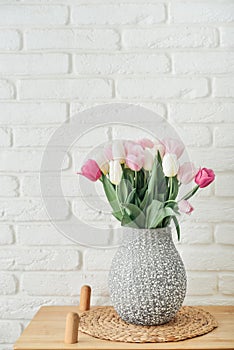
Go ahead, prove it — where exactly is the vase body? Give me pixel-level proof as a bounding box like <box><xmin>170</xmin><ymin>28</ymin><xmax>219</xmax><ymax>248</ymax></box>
<box><xmin>108</xmin><ymin>227</ymin><xmax>187</xmax><ymax>325</ymax></box>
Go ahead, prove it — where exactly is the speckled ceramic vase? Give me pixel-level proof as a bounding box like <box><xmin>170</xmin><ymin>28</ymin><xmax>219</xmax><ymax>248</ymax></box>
<box><xmin>108</xmin><ymin>227</ymin><xmax>187</xmax><ymax>326</ymax></box>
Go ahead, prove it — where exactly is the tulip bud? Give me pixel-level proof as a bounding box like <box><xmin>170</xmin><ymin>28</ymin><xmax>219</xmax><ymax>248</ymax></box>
<box><xmin>143</xmin><ymin>149</ymin><xmax>154</xmax><ymax>171</ymax></box>
<box><xmin>177</xmin><ymin>162</ymin><xmax>197</xmax><ymax>184</ymax></box>
<box><xmin>162</xmin><ymin>153</ymin><xmax>179</xmax><ymax>177</ymax></box>
<box><xmin>161</xmin><ymin>138</ymin><xmax>185</xmax><ymax>159</ymax></box>
<box><xmin>93</xmin><ymin>151</ymin><xmax>109</xmax><ymax>175</ymax></box>
<box><xmin>109</xmin><ymin>160</ymin><xmax>123</xmax><ymax>185</ymax></box>
<box><xmin>77</xmin><ymin>159</ymin><xmax>102</xmax><ymax>182</ymax></box>
<box><xmin>195</xmin><ymin>168</ymin><xmax>215</xmax><ymax>188</ymax></box>
<box><xmin>178</xmin><ymin>200</ymin><xmax>194</xmax><ymax>214</ymax></box>
<box><xmin>112</xmin><ymin>140</ymin><xmax>126</xmax><ymax>164</ymax></box>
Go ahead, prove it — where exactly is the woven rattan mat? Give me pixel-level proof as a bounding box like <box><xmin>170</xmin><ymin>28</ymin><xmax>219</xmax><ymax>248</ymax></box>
<box><xmin>80</xmin><ymin>306</ymin><xmax>218</xmax><ymax>343</ymax></box>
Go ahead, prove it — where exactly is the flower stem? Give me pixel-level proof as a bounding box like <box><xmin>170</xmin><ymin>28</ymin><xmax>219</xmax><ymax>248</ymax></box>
<box><xmin>115</xmin><ymin>185</ymin><xmax>123</xmax><ymax>215</ymax></box>
<box><xmin>180</xmin><ymin>185</ymin><xmax>199</xmax><ymax>201</ymax></box>
<box><xmin>168</xmin><ymin>177</ymin><xmax>173</xmax><ymax>200</ymax></box>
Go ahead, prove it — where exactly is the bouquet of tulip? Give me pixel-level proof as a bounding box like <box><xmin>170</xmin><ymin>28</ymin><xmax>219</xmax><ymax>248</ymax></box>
<box><xmin>77</xmin><ymin>138</ymin><xmax>215</xmax><ymax>240</ymax></box>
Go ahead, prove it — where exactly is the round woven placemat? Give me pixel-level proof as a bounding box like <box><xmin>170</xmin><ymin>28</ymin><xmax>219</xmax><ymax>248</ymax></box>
<box><xmin>80</xmin><ymin>306</ymin><xmax>218</xmax><ymax>343</ymax></box>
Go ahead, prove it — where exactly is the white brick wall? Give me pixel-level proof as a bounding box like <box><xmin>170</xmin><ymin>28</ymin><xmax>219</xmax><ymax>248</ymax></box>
<box><xmin>0</xmin><ymin>0</ymin><xmax>233</xmax><ymax>347</ymax></box>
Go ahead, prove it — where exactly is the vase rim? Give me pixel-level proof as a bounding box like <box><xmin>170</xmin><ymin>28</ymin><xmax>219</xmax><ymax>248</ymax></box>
<box><xmin>122</xmin><ymin>226</ymin><xmax>172</xmax><ymax>234</ymax></box>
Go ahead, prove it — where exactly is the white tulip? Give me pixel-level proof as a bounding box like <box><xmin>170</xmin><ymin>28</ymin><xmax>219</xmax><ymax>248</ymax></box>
<box><xmin>112</xmin><ymin>140</ymin><xmax>125</xmax><ymax>164</ymax></box>
<box><xmin>94</xmin><ymin>151</ymin><xmax>109</xmax><ymax>175</ymax></box>
<box><xmin>109</xmin><ymin>160</ymin><xmax>123</xmax><ymax>185</ymax></box>
<box><xmin>143</xmin><ymin>149</ymin><xmax>154</xmax><ymax>171</ymax></box>
<box><xmin>162</xmin><ymin>153</ymin><xmax>179</xmax><ymax>177</ymax></box>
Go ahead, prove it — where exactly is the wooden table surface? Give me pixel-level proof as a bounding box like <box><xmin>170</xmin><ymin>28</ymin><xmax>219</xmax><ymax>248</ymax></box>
<box><xmin>14</xmin><ymin>306</ymin><xmax>234</xmax><ymax>350</ymax></box>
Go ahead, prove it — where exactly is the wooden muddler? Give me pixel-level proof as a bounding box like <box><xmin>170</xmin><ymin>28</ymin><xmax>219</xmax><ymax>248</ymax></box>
<box><xmin>79</xmin><ymin>285</ymin><xmax>91</xmax><ymax>312</ymax></box>
<box><xmin>64</xmin><ymin>312</ymin><xmax>79</xmax><ymax>344</ymax></box>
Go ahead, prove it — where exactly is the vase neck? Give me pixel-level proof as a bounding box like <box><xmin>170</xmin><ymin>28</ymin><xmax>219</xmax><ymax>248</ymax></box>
<box><xmin>121</xmin><ymin>227</ymin><xmax>172</xmax><ymax>246</ymax></box>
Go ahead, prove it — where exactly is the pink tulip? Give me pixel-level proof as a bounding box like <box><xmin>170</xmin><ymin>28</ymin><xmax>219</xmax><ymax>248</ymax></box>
<box><xmin>161</xmin><ymin>138</ymin><xmax>185</xmax><ymax>158</ymax></box>
<box><xmin>77</xmin><ymin>159</ymin><xmax>102</xmax><ymax>182</ymax></box>
<box><xmin>195</xmin><ymin>168</ymin><xmax>215</xmax><ymax>188</ymax></box>
<box><xmin>178</xmin><ymin>200</ymin><xmax>194</xmax><ymax>214</ymax></box>
<box><xmin>137</xmin><ymin>138</ymin><xmax>154</xmax><ymax>149</ymax></box>
<box><xmin>125</xmin><ymin>141</ymin><xmax>144</xmax><ymax>171</ymax></box>
<box><xmin>177</xmin><ymin>162</ymin><xmax>197</xmax><ymax>184</ymax></box>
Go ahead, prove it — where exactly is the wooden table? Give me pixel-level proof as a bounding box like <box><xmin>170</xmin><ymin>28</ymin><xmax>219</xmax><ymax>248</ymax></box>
<box><xmin>14</xmin><ymin>306</ymin><xmax>234</xmax><ymax>350</ymax></box>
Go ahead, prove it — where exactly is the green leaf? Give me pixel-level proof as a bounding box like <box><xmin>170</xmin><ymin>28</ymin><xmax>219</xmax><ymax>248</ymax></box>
<box><xmin>123</xmin><ymin>168</ymin><xmax>134</xmax><ymax>186</ymax></box>
<box><xmin>126</xmin><ymin>188</ymin><xmax>136</xmax><ymax>204</ymax></box>
<box><xmin>117</xmin><ymin>177</ymin><xmax>128</xmax><ymax>204</ymax></box>
<box><xmin>121</xmin><ymin>210</ymin><xmax>139</xmax><ymax>228</ymax></box>
<box><xmin>171</xmin><ymin>215</ymin><xmax>180</xmax><ymax>240</ymax></box>
<box><xmin>140</xmin><ymin>190</ymin><xmax>149</xmax><ymax>211</ymax></box>
<box><xmin>102</xmin><ymin>175</ymin><xmax>122</xmax><ymax>221</ymax></box>
<box><xmin>148</xmin><ymin>156</ymin><xmax>167</xmax><ymax>202</ymax></box>
<box><xmin>122</xmin><ymin>203</ymin><xmax>145</xmax><ymax>228</ymax></box>
<box><xmin>148</xmin><ymin>207</ymin><xmax>175</xmax><ymax>229</ymax></box>
<box><xmin>112</xmin><ymin>211</ymin><xmax>123</xmax><ymax>221</ymax></box>
<box><xmin>146</xmin><ymin>200</ymin><xmax>163</xmax><ymax>228</ymax></box>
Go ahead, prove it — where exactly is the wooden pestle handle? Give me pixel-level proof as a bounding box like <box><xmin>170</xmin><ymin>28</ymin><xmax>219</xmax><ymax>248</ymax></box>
<box><xmin>64</xmin><ymin>312</ymin><xmax>79</xmax><ymax>344</ymax></box>
<box><xmin>79</xmin><ymin>285</ymin><xmax>91</xmax><ymax>312</ymax></box>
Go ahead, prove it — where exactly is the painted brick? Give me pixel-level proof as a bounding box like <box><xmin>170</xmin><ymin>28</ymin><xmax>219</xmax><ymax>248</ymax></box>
<box><xmin>185</xmin><ymin>295</ymin><xmax>234</xmax><ymax>306</ymax></box>
<box><xmin>190</xmin><ymin>148</ymin><xmax>234</xmax><ymax>171</ymax></box>
<box><xmin>123</xmin><ymin>27</ymin><xmax>217</xmax><ymax>48</ymax></box>
<box><xmin>186</xmin><ymin>198</ymin><xmax>234</xmax><ymax>222</ymax></box>
<box><xmin>0</xmin><ymin>273</ymin><xmax>17</xmax><ymax>295</ymax></box>
<box><xmin>117</xmin><ymin>78</ymin><xmax>208</xmax><ymax>99</ymax></box>
<box><xmin>169</xmin><ymin>103</ymin><xmax>234</xmax><ymax>123</ymax></box>
<box><xmin>213</xmin><ymin>77</ymin><xmax>234</xmax><ymax>97</ymax></box>
<box><xmin>22</xmin><ymin>272</ymin><xmax>109</xmax><ymax>296</ymax></box>
<box><xmin>25</xmin><ymin>29</ymin><xmax>120</xmax><ymax>50</ymax></box>
<box><xmin>0</xmin><ymin>30</ymin><xmax>21</xmax><ymax>50</ymax></box>
<box><xmin>174</xmin><ymin>125</ymin><xmax>212</xmax><ymax>147</ymax></box>
<box><xmin>21</xmin><ymin>175</ymin><xmax>80</xmax><ymax>197</ymax></box>
<box><xmin>0</xmin><ymin>5</ymin><xmax>68</xmax><ymax>25</ymax></box>
<box><xmin>0</xmin><ymin>249</ymin><xmax>80</xmax><ymax>271</ymax></box>
<box><xmin>0</xmin><ymin>296</ymin><xmax>79</xmax><ymax>320</ymax></box>
<box><xmin>186</xmin><ymin>272</ymin><xmax>217</xmax><ymax>295</ymax></box>
<box><xmin>15</xmin><ymin>125</ymin><xmax>110</xmax><ymax>149</ymax></box>
<box><xmin>72</xmin><ymin>198</ymin><xmax>117</xmax><ymax>233</ymax></box>
<box><xmin>214</xmin><ymin>126</ymin><xmax>234</xmax><ymax>147</ymax></box>
<box><xmin>0</xmin><ymin>150</ymin><xmax>69</xmax><ymax>172</ymax></box>
<box><xmin>215</xmin><ymin>174</ymin><xmax>234</xmax><ymax>197</ymax></box>
<box><xmin>0</xmin><ymin>199</ymin><xmax>69</xmax><ymax>222</ymax></box>
<box><xmin>0</xmin><ymin>176</ymin><xmax>18</xmax><ymax>197</ymax></box>
<box><xmin>0</xmin><ymin>80</ymin><xmax>14</xmax><ymax>99</ymax></box>
<box><xmin>75</xmin><ymin>53</ymin><xmax>170</xmax><ymax>75</ymax></box>
<box><xmin>19</xmin><ymin>79</ymin><xmax>113</xmax><ymax>100</ymax></box>
<box><xmin>0</xmin><ymin>128</ymin><xmax>11</xmax><ymax>146</ymax></box>
<box><xmin>0</xmin><ymin>226</ymin><xmax>14</xmax><ymax>245</ymax></box>
<box><xmin>175</xmin><ymin>222</ymin><xmax>213</xmax><ymax>245</ymax></box>
<box><xmin>71</xmin><ymin>4</ymin><xmax>165</xmax><ymax>25</ymax></box>
<box><xmin>0</xmin><ymin>54</ymin><xmax>69</xmax><ymax>75</ymax></box>
<box><xmin>0</xmin><ymin>102</ymin><xmax>67</xmax><ymax>125</ymax></box>
<box><xmin>17</xmin><ymin>224</ymin><xmax>73</xmax><ymax>245</ymax></box>
<box><xmin>70</xmin><ymin>101</ymin><xmax>166</xmax><ymax>119</ymax></box>
<box><xmin>218</xmin><ymin>274</ymin><xmax>234</xmax><ymax>295</ymax></box>
<box><xmin>178</xmin><ymin>245</ymin><xmax>234</xmax><ymax>271</ymax></box>
<box><xmin>174</xmin><ymin>52</ymin><xmax>234</xmax><ymax>74</ymax></box>
<box><xmin>14</xmin><ymin>127</ymin><xmax>56</xmax><ymax>147</ymax></box>
<box><xmin>220</xmin><ymin>27</ymin><xmax>234</xmax><ymax>47</ymax></box>
<box><xmin>215</xmin><ymin>224</ymin><xmax>234</xmax><ymax>245</ymax></box>
<box><xmin>171</xmin><ymin>3</ymin><xmax>234</xmax><ymax>23</ymax></box>
<box><xmin>0</xmin><ymin>321</ymin><xmax>21</xmax><ymax>343</ymax></box>
<box><xmin>84</xmin><ymin>249</ymin><xmax>116</xmax><ymax>271</ymax></box>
